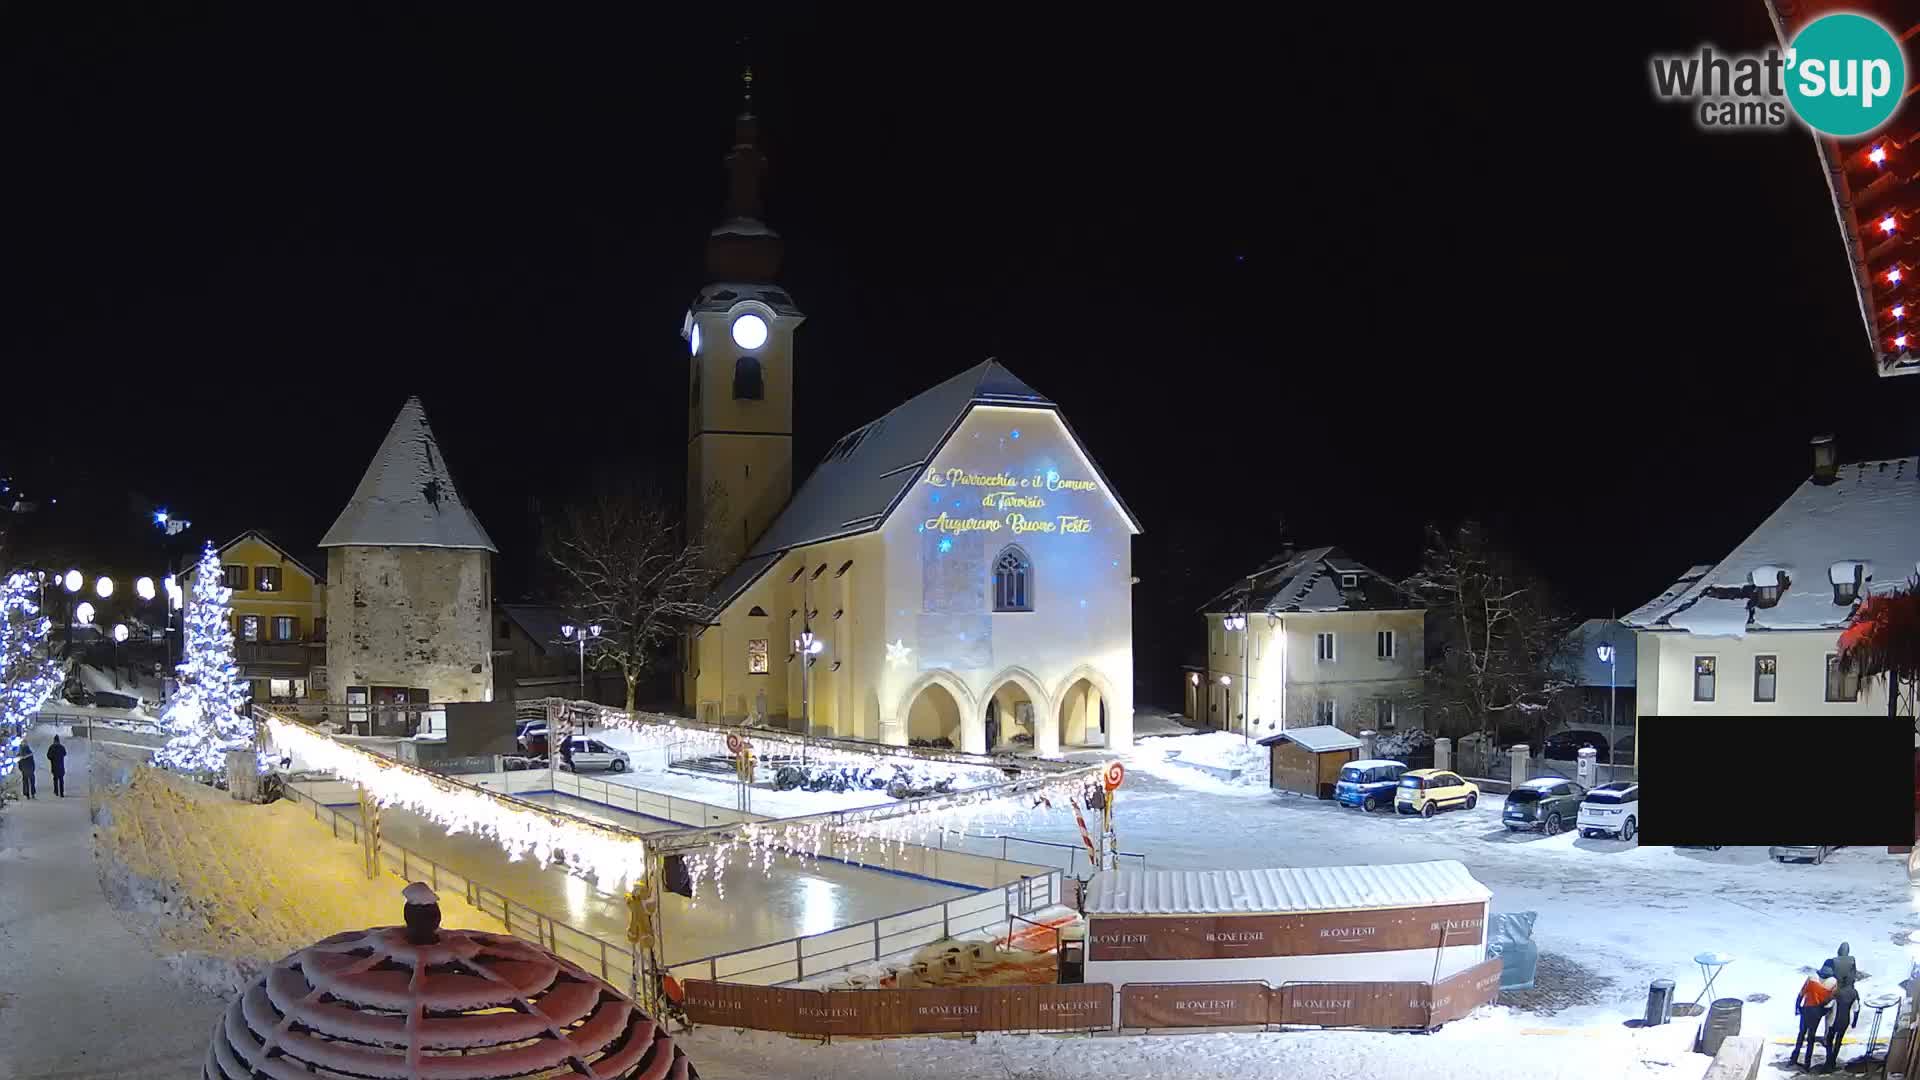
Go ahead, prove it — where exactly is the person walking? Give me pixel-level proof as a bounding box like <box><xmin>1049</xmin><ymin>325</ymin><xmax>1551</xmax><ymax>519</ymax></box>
<box><xmin>15</xmin><ymin>742</ymin><xmax>35</xmax><ymax>799</ymax></box>
<box><xmin>46</xmin><ymin>735</ymin><xmax>67</xmax><ymax>797</ymax></box>
<box><xmin>1793</xmin><ymin>964</ymin><xmax>1838</xmax><ymax>1070</ymax></box>
<box><xmin>1828</xmin><ymin>942</ymin><xmax>1861</xmax><ymax>991</ymax></box>
<box><xmin>1823</xmin><ymin>977</ymin><xmax>1860</xmax><ymax>1073</ymax></box>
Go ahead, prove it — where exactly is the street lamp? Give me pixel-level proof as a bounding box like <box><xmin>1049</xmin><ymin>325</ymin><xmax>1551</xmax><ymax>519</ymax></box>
<box><xmin>136</xmin><ymin>577</ymin><xmax>156</xmax><ymax>601</ymax></box>
<box><xmin>559</xmin><ymin>623</ymin><xmax>601</xmax><ymax>701</ymax></box>
<box><xmin>795</xmin><ymin>629</ymin><xmax>825</xmax><ymax>738</ymax></box>
<box><xmin>1596</xmin><ymin>643</ymin><xmax>1618</xmax><ymax>777</ymax></box>
<box><xmin>95</xmin><ymin>575</ymin><xmax>113</xmax><ymax>599</ymax></box>
<box><xmin>75</xmin><ymin>601</ymin><xmax>95</xmax><ymax>625</ymax></box>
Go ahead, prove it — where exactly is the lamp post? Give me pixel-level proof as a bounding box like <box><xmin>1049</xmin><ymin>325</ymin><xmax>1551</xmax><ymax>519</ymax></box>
<box><xmin>559</xmin><ymin>623</ymin><xmax>601</xmax><ymax>702</ymax></box>
<box><xmin>153</xmin><ymin>509</ymin><xmax>191</xmax><ymax>673</ymax></box>
<box><xmin>1596</xmin><ymin>643</ymin><xmax>1617</xmax><ymax>778</ymax></box>
<box><xmin>795</xmin><ymin>629</ymin><xmax>824</xmax><ymax>739</ymax></box>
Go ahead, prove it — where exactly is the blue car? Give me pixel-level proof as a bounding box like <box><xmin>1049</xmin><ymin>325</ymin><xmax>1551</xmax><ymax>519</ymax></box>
<box><xmin>1332</xmin><ymin>759</ymin><xmax>1408</xmax><ymax>812</ymax></box>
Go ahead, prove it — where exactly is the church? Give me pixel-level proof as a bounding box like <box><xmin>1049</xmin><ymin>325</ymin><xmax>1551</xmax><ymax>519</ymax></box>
<box><xmin>681</xmin><ymin>82</ymin><xmax>1140</xmax><ymax>756</ymax></box>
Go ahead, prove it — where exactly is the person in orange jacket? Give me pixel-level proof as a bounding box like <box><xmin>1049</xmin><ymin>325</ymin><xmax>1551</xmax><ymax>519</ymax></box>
<box><xmin>1793</xmin><ymin>962</ymin><xmax>1838</xmax><ymax>1070</ymax></box>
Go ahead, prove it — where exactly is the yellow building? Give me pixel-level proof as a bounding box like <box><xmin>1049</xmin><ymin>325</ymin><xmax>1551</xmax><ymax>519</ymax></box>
<box><xmin>680</xmin><ymin>91</ymin><xmax>1140</xmax><ymax>755</ymax></box>
<box><xmin>179</xmin><ymin>530</ymin><xmax>327</xmax><ymax>706</ymax></box>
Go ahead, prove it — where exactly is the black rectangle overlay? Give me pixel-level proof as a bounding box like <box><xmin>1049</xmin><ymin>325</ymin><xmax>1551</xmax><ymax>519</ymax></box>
<box><xmin>1637</xmin><ymin>715</ymin><xmax>1913</xmax><ymax>847</ymax></box>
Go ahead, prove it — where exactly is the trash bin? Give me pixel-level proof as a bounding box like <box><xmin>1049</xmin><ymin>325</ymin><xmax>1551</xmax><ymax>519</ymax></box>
<box><xmin>1697</xmin><ymin>997</ymin><xmax>1742</xmax><ymax>1055</ymax></box>
<box><xmin>1645</xmin><ymin>979</ymin><xmax>1676</xmax><ymax>1026</ymax></box>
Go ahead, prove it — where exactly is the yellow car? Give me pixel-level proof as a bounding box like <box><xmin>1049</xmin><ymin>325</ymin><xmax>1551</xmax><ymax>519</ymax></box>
<box><xmin>1394</xmin><ymin>769</ymin><xmax>1479</xmax><ymax>818</ymax></box>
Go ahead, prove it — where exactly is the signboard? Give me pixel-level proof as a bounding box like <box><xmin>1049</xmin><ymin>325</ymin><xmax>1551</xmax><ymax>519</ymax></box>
<box><xmin>1428</xmin><ymin>957</ymin><xmax>1504</xmax><ymax>1026</ymax></box>
<box><xmin>1119</xmin><ymin>982</ymin><xmax>1268</xmax><ymax>1029</ymax></box>
<box><xmin>726</xmin><ymin>733</ymin><xmax>743</xmax><ymax>755</ymax></box>
<box><xmin>1088</xmin><ymin>903</ymin><xmax>1487</xmax><ymax>962</ymax></box>
<box><xmin>1104</xmin><ymin>761</ymin><xmax>1125</xmax><ymax>791</ymax></box>
<box><xmin>1273</xmin><ymin>980</ymin><xmax>1431</xmax><ymax>1030</ymax></box>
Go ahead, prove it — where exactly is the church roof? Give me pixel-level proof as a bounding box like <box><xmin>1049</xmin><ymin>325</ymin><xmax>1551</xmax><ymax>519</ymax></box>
<box><xmin>702</xmin><ymin>359</ymin><xmax>1138</xmax><ymax>616</ymax></box>
<box><xmin>319</xmin><ymin>396</ymin><xmax>498</xmax><ymax>552</ymax></box>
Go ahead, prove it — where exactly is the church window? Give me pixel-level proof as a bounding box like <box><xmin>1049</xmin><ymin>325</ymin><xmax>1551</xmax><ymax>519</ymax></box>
<box><xmin>836</xmin><ymin>560</ymin><xmax>853</xmax><ymax>578</ymax></box>
<box><xmin>811</xmin><ymin>564</ymin><xmax>827</xmax><ymax>580</ymax></box>
<box><xmin>993</xmin><ymin>546</ymin><xmax>1034</xmax><ymax>612</ymax></box>
<box><xmin>732</xmin><ymin>355</ymin><xmax>764</xmax><ymax>400</ymax></box>
<box><xmin>747</xmin><ymin>606</ymin><xmax>768</xmax><ymax>617</ymax></box>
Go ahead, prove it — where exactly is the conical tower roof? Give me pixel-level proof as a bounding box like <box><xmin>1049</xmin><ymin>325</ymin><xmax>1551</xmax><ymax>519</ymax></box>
<box><xmin>319</xmin><ymin>396</ymin><xmax>497</xmax><ymax>552</ymax></box>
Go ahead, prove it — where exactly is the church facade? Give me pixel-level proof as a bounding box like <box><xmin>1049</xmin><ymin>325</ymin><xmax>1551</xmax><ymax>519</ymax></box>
<box><xmin>681</xmin><ymin>83</ymin><xmax>1139</xmax><ymax>755</ymax></box>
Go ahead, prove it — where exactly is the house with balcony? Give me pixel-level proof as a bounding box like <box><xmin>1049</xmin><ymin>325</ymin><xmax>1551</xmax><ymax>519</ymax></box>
<box><xmin>178</xmin><ymin>529</ymin><xmax>327</xmax><ymax>705</ymax></box>
<box><xmin>1193</xmin><ymin>546</ymin><xmax>1426</xmax><ymax>739</ymax></box>
<box><xmin>1623</xmin><ymin>436</ymin><xmax>1920</xmax><ymax>726</ymax></box>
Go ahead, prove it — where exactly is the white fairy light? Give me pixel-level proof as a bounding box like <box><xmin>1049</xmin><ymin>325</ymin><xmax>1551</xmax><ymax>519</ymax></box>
<box><xmin>265</xmin><ymin>717</ymin><xmax>651</xmax><ymax>888</ymax></box>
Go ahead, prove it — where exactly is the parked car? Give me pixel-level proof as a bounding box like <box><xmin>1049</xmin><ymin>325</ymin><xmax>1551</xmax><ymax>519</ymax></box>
<box><xmin>1542</xmin><ymin>730</ymin><xmax>1611</xmax><ymax>764</ymax></box>
<box><xmin>1395</xmin><ymin>769</ymin><xmax>1478</xmax><ymax>818</ymax></box>
<box><xmin>561</xmin><ymin>736</ymin><xmax>629</xmax><ymax>773</ymax></box>
<box><xmin>1770</xmin><ymin>845</ymin><xmax>1840</xmax><ymax>864</ymax></box>
<box><xmin>516</xmin><ymin>722</ymin><xmax>550</xmax><ymax>756</ymax></box>
<box><xmin>1576</xmin><ymin>781</ymin><xmax>1640</xmax><ymax>840</ymax></box>
<box><xmin>1333</xmin><ymin>760</ymin><xmax>1408</xmax><ymax>812</ymax></box>
<box><xmin>1503</xmin><ymin>777</ymin><xmax>1587</xmax><ymax>834</ymax></box>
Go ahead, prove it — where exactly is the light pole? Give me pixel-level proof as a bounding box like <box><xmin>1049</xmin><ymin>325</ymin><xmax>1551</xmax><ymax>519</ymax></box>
<box><xmin>559</xmin><ymin>623</ymin><xmax>601</xmax><ymax>702</ymax></box>
<box><xmin>1596</xmin><ymin>643</ymin><xmax>1617</xmax><ymax>778</ymax></box>
<box><xmin>1224</xmin><ymin>610</ymin><xmax>1249</xmax><ymax>743</ymax></box>
<box><xmin>153</xmin><ymin>509</ymin><xmax>191</xmax><ymax>674</ymax></box>
<box><xmin>795</xmin><ymin>629</ymin><xmax>824</xmax><ymax>738</ymax></box>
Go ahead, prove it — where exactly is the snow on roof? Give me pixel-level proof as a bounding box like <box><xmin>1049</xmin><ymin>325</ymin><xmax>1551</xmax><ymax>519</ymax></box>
<box><xmin>1567</xmin><ymin>618</ymin><xmax>1636</xmax><ymax>687</ymax></box>
<box><xmin>710</xmin><ymin>216</ymin><xmax>778</xmax><ymax>238</ymax></box>
<box><xmin>702</xmin><ymin>360</ymin><xmax>1141</xmax><ymax>615</ymax></box>
<box><xmin>1622</xmin><ymin>565</ymin><xmax>1713</xmax><ymax>626</ymax></box>
<box><xmin>1341</xmin><ymin>759</ymin><xmax>1405</xmax><ymax>770</ymax></box>
<box><xmin>1625</xmin><ymin>457</ymin><xmax>1919</xmax><ymax>636</ymax></box>
<box><xmin>497</xmin><ymin>604</ymin><xmax>567</xmax><ymax>653</ymax></box>
<box><xmin>1083</xmin><ymin>860</ymin><xmax>1490</xmax><ymax>916</ymax></box>
<box><xmin>1256</xmin><ymin>724</ymin><xmax>1363</xmax><ymax>753</ymax></box>
<box><xmin>319</xmin><ymin>397</ymin><xmax>498</xmax><ymax>552</ymax></box>
<box><xmin>1201</xmin><ymin>546</ymin><xmax>1416</xmax><ymax>615</ymax></box>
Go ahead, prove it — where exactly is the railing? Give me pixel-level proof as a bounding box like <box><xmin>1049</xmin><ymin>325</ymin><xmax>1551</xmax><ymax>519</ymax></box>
<box><xmin>665</xmin><ymin>870</ymin><xmax>1059</xmax><ymax>987</ymax></box>
<box><xmin>555</xmin><ymin>769</ymin><xmax>762</xmax><ymax>829</ymax></box>
<box><xmin>945</xmin><ymin>832</ymin><xmax>1147</xmax><ymax>877</ymax></box>
<box><xmin>278</xmin><ymin>780</ymin><xmax>640</xmax><ymax>992</ymax></box>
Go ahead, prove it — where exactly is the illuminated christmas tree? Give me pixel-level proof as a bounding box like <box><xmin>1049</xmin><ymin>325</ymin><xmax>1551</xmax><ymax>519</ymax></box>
<box><xmin>0</xmin><ymin>571</ymin><xmax>61</xmax><ymax>789</ymax></box>
<box><xmin>156</xmin><ymin>543</ymin><xmax>254</xmax><ymax>773</ymax></box>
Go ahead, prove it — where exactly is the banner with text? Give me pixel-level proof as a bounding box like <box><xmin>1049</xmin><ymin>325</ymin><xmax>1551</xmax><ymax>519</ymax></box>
<box><xmin>1087</xmin><ymin>902</ymin><xmax>1488</xmax><ymax>962</ymax></box>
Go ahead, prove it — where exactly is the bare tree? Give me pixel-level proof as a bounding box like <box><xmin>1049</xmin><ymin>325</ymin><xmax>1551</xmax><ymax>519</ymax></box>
<box><xmin>545</xmin><ymin>476</ymin><xmax>723</xmax><ymax>711</ymax></box>
<box><xmin>1403</xmin><ymin>521</ymin><xmax>1578</xmax><ymax>748</ymax></box>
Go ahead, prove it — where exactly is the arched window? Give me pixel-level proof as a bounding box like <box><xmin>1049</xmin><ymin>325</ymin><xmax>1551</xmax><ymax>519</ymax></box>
<box><xmin>993</xmin><ymin>546</ymin><xmax>1033</xmax><ymax>612</ymax></box>
<box><xmin>733</xmin><ymin>355</ymin><xmax>764</xmax><ymax>400</ymax></box>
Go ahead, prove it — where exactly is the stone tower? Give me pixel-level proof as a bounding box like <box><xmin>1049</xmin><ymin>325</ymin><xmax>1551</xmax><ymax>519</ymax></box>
<box><xmin>686</xmin><ymin>68</ymin><xmax>805</xmax><ymax>571</ymax></box>
<box><xmin>320</xmin><ymin>396</ymin><xmax>497</xmax><ymax>704</ymax></box>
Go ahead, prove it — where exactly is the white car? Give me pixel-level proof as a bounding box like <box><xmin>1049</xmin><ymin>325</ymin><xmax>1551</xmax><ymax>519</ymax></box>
<box><xmin>1576</xmin><ymin>781</ymin><xmax>1639</xmax><ymax>840</ymax></box>
<box><xmin>562</xmin><ymin>736</ymin><xmax>630</xmax><ymax>773</ymax></box>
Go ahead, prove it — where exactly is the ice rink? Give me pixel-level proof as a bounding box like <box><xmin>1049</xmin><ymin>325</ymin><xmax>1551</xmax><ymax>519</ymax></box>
<box><xmin>337</xmin><ymin>790</ymin><xmax>972</xmax><ymax>965</ymax></box>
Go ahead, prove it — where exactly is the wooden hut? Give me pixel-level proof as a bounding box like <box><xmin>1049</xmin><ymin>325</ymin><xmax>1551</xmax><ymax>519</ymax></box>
<box><xmin>1258</xmin><ymin>725</ymin><xmax>1362</xmax><ymax>799</ymax></box>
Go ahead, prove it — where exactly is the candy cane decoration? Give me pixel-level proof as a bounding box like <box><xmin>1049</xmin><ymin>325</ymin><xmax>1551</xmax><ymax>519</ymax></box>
<box><xmin>1069</xmin><ymin>796</ymin><xmax>1099</xmax><ymax>862</ymax></box>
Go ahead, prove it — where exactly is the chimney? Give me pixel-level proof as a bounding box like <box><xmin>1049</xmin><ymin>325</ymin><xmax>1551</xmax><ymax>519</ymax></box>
<box><xmin>1811</xmin><ymin>434</ymin><xmax>1839</xmax><ymax>485</ymax></box>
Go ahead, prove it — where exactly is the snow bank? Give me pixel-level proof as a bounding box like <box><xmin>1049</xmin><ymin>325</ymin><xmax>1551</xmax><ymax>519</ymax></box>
<box><xmin>1112</xmin><ymin>730</ymin><xmax>1271</xmax><ymax>793</ymax></box>
<box><xmin>88</xmin><ymin>755</ymin><xmax>505</xmax><ymax>998</ymax></box>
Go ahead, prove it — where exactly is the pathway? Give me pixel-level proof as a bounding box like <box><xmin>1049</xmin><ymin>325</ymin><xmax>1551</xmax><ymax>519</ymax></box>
<box><xmin>0</xmin><ymin>734</ymin><xmax>218</xmax><ymax>1080</ymax></box>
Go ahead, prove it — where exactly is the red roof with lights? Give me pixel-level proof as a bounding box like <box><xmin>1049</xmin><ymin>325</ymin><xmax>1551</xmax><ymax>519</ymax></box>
<box><xmin>1766</xmin><ymin>1</ymin><xmax>1920</xmax><ymax>375</ymax></box>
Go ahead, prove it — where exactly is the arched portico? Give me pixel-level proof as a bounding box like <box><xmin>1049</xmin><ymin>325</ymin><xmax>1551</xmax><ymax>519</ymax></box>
<box><xmin>1052</xmin><ymin>663</ymin><xmax>1121</xmax><ymax>751</ymax></box>
<box><xmin>980</xmin><ymin>666</ymin><xmax>1052</xmax><ymax>755</ymax></box>
<box><xmin>894</xmin><ymin>669</ymin><xmax>983</xmax><ymax>753</ymax></box>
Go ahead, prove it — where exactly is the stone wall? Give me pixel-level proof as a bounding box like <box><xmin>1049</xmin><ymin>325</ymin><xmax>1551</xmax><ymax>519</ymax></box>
<box><xmin>326</xmin><ymin>546</ymin><xmax>492</xmax><ymax>702</ymax></box>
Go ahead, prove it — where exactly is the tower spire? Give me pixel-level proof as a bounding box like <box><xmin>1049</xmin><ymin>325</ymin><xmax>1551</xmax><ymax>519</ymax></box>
<box><xmin>707</xmin><ymin>54</ymin><xmax>782</xmax><ymax>281</ymax></box>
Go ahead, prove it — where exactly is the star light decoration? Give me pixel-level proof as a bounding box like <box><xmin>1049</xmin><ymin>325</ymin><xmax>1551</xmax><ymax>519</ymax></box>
<box><xmin>265</xmin><ymin>717</ymin><xmax>653</xmax><ymax>888</ymax></box>
<box><xmin>885</xmin><ymin>639</ymin><xmax>913</xmax><ymax>668</ymax></box>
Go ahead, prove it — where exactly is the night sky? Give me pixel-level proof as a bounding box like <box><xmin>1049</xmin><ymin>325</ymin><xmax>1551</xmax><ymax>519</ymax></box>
<box><xmin>5</xmin><ymin>3</ymin><xmax>1919</xmax><ymax>702</ymax></box>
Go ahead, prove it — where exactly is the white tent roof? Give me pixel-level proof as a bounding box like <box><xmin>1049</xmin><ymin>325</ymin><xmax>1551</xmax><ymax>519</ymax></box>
<box><xmin>1084</xmin><ymin>860</ymin><xmax>1490</xmax><ymax>916</ymax></box>
<box><xmin>1256</xmin><ymin>724</ymin><xmax>1362</xmax><ymax>753</ymax></box>
<box><xmin>319</xmin><ymin>396</ymin><xmax>497</xmax><ymax>552</ymax></box>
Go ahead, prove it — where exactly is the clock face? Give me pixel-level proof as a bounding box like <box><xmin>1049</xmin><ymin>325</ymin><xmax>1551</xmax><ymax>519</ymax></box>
<box><xmin>689</xmin><ymin>323</ymin><xmax>702</xmax><ymax>356</ymax></box>
<box><xmin>731</xmin><ymin>312</ymin><xmax>769</xmax><ymax>351</ymax></box>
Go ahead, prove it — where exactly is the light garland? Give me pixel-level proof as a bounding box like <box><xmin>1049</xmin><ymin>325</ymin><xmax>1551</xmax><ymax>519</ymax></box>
<box><xmin>266</xmin><ymin>717</ymin><xmax>652</xmax><ymax>889</ymax></box>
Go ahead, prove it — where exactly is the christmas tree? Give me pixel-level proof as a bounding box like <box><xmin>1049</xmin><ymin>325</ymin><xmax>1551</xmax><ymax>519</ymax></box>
<box><xmin>1</xmin><ymin>571</ymin><xmax>61</xmax><ymax>787</ymax></box>
<box><xmin>157</xmin><ymin>542</ymin><xmax>254</xmax><ymax>773</ymax></box>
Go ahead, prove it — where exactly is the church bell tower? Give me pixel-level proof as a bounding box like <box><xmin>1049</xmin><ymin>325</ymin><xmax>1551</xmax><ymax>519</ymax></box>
<box><xmin>686</xmin><ymin>67</ymin><xmax>803</xmax><ymax>572</ymax></box>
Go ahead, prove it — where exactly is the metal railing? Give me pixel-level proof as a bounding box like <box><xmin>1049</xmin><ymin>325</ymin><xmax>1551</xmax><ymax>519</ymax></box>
<box><xmin>664</xmin><ymin>870</ymin><xmax>1059</xmax><ymax>987</ymax></box>
<box><xmin>277</xmin><ymin>780</ymin><xmax>640</xmax><ymax>991</ymax></box>
<box><xmin>556</xmin><ymin>769</ymin><xmax>763</xmax><ymax>829</ymax></box>
<box><xmin>945</xmin><ymin>831</ymin><xmax>1148</xmax><ymax>877</ymax></box>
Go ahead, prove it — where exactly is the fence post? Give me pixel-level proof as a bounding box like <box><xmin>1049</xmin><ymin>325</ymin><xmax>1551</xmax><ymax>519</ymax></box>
<box><xmin>873</xmin><ymin>919</ymin><xmax>881</xmax><ymax>963</ymax></box>
<box><xmin>943</xmin><ymin>902</ymin><xmax>951</xmax><ymax>940</ymax></box>
<box><xmin>795</xmin><ymin>938</ymin><xmax>805</xmax><ymax>980</ymax></box>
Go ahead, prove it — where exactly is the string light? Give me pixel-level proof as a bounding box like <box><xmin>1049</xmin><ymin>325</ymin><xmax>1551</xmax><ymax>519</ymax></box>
<box><xmin>1895</xmin><ymin>305</ymin><xmax>1906</xmax><ymax>319</ymax></box>
<box><xmin>1882</xmin><ymin>216</ymin><xmax>1898</xmax><ymax>234</ymax></box>
<box><xmin>1889</xmin><ymin>268</ymin><xmax>1903</xmax><ymax>285</ymax></box>
<box><xmin>1870</xmin><ymin>145</ymin><xmax>1887</xmax><ymax>165</ymax></box>
<box><xmin>265</xmin><ymin>717</ymin><xmax>653</xmax><ymax>888</ymax></box>
<box><xmin>1897</xmin><ymin>334</ymin><xmax>1910</xmax><ymax>349</ymax></box>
